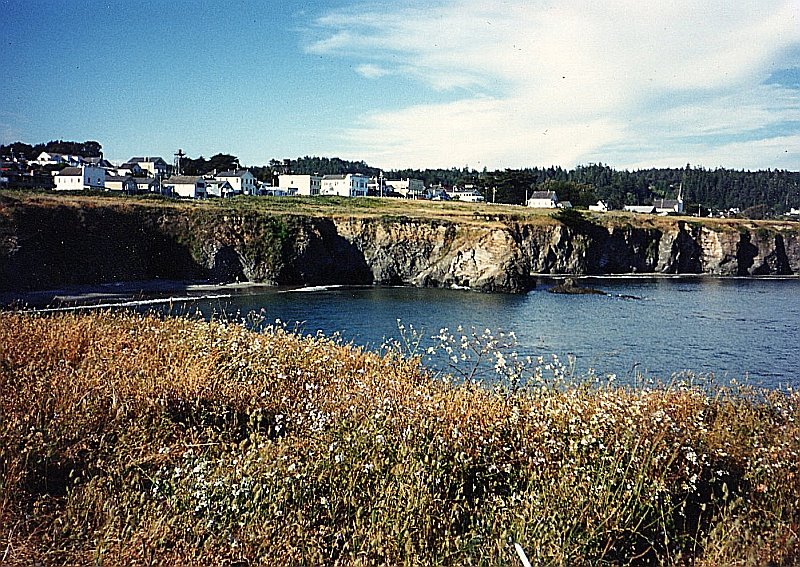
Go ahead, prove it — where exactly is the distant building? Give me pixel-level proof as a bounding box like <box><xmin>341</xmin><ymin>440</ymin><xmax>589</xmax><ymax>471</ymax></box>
<box><xmin>36</xmin><ymin>152</ymin><xmax>84</xmax><ymax>167</ymax></box>
<box><xmin>278</xmin><ymin>174</ymin><xmax>321</xmax><ymax>196</ymax></box>
<box><xmin>446</xmin><ymin>186</ymin><xmax>485</xmax><ymax>202</ymax></box>
<box><xmin>427</xmin><ymin>184</ymin><xmax>450</xmax><ymax>200</ymax></box>
<box><xmin>589</xmin><ymin>200</ymin><xmax>610</xmax><ymax>212</ymax></box>
<box><xmin>654</xmin><ymin>197</ymin><xmax>684</xmax><ymax>215</ymax></box>
<box><xmin>85</xmin><ymin>157</ymin><xmax>114</xmax><ymax>169</ymax></box>
<box><xmin>165</xmin><ymin>175</ymin><xmax>207</xmax><ymax>198</ymax></box>
<box><xmin>53</xmin><ymin>166</ymin><xmax>106</xmax><ymax>191</ymax></box>
<box><xmin>216</xmin><ymin>169</ymin><xmax>257</xmax><ymax>195</ymax></box>
<box><xmin>117</xmin><ymin>162</ymin><xmax>145</xmax><ymax>177</ymax></box>
<box><xmin>526</xmin><ymin>190</ymin><xmax>558</xmax><ymax>208</ymax></box>
<box><xmin>624</xmin><ymin>205</ymin><xmax>657</xmax><ymax>214</ymax></box>
<box><xmin>124</xmin><ymin>157</ymin><xmax>170</xmax><ymax>179</ymax></box>
<box><xmin>105</xmin><ymin>175</ymin><xmax>137</xmax><ymax>194</ymax></box>
<box><xmin>205</xmin><ymin>178</ymin><xmax>238</xmax><ymax>198</ymax></box>
<box><xmin>321</xmin><ymin>173</ymin><xmax>369</xmax><ymax>197</ymax></box>
<box><xmin>133</xmin><ymin>177</ymin><xmax>160</xmax><ymax>194</ymax></box>
<box><xmin>261</xmin><ymin>186</ymin><xmax>294</xmax><ymax>197</ymax></box>
<box><xmin>385</xmin><ymin>178</ymin><xmax>425</xmax><ymax>199</ymax></box>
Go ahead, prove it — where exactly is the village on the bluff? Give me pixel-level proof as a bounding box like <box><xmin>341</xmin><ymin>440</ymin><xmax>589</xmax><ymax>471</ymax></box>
<box><xmin>0</xmin><ymin>149</ymin><xmax>723</xmax><ymax>217</ymax></box>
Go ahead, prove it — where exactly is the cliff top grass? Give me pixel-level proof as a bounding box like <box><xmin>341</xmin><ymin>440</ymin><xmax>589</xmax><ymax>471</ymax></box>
<box><xmin>2</xmin><ymin>310</ymin><xmax>799</xmax><ymax>565</ymax></box>
<box><xmin>2</xmin><ymin>189</ymin><xmax>798</xmax><ymax>233</ymax></box>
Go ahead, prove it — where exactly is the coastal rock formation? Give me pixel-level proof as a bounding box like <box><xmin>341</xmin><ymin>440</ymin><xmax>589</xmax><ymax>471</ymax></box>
<box><xmin>1</xmin><ymin>196</ymin><xmax>798</xmax><ymax>294</ymax></box>
<box><xmin>548</xmin><ymin>278</ymin><xmax>606</xmax><ymax>295</ymax></box>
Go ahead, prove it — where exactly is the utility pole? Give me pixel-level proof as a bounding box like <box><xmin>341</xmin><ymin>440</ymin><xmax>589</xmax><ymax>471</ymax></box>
<box><xmin>173</xmin><ymin>149</ymin><xmax>185</xmax><ymax>176</ymax></box>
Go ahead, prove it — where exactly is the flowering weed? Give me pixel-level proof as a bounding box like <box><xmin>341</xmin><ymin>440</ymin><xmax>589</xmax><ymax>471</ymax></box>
<box><xmin>0</xmin><ymin>311</ymin><xmax>798</xmax><ymax>565</ymax></box>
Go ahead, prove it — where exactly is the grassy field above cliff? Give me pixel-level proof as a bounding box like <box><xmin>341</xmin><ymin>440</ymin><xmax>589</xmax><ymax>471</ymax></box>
<box><xmin>1</xmin><ymin>311</ymin><xmax>798</xmax><ymax>565</ymax></box>
<box><xmin>3</xmin><ymin>190</ymin><xmax>799</xmax><ymax>234</ymax></box>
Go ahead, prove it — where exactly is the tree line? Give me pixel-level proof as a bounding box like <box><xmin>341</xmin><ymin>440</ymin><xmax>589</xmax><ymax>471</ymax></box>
<box><xmin>398</xmin><ymin>163</ymin><xmax>800</xmax><ymax>214</ymax></box>
<box><xmin>0</xmin><ymin>140</ymin><xmax>103</xmax><ymax>160</ymax></box>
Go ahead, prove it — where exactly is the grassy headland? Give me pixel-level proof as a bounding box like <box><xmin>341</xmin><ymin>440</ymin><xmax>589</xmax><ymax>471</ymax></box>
<box><xmin>3</xmin><ymin>190</ymin><xmax>798</xmax><ymax>231</ymax></box>
<box><xmin>1</xmin><ymin>311</ymin><xmax>798</xmax><ymax>565</ymax></box>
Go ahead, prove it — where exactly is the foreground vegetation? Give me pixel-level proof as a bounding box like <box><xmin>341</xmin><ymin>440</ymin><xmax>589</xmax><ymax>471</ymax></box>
<box><xmin>1</xmin><ymin>312</ymin><xmax>799</xmax><ymax>565</ymax></box>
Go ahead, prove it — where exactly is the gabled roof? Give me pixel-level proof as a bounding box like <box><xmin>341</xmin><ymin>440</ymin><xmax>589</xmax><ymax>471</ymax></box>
<box><xmin>105</xmin><ymin>175</ymin><xmax>133</xmax><ymax>182</ymax></box>
<box><xmin>216</xmin><ymin>169</ymin><xmax>252</xmax><ymax>178</ymax></box>
<box><xmin>166</xmin><ymin>175</ymin><xmax>203</xmax><ymax>184</ymax></box>
<box><xmin>130</xmin><ymin>157</ymin><xmax>168</xmax><ymax>166</ymax></box>
<box><xmin>206</xmin><ymin>179</ymin><xmax>234</xmax><ymax>188</ymax></box>
<box><xmin>86</xmin><ymin>157</ymin><xmax>113</xmax><ymax>167</ymax></box>
<box><xmin>56</xmin><ymin>167</ymin><xmax>83</xmax><ymax>176</ymax></box>
<box><xmin>529</xmin><ymin>191</ymin><xmax>557</xmax><ymax>200</ymax></box>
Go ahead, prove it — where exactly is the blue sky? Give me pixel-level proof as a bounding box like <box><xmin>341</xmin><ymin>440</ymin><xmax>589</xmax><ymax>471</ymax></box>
<box><xmin>2</xmin><ymin>0</ymin><xmax>799</xmax><ymax>170</ymax></box>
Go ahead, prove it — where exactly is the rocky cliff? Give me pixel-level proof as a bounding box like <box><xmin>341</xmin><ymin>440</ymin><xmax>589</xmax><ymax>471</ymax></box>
<box><xmin>1</xmin><ymin>196</ymin><xmax>798</xmax><ymax>294</ymax></box>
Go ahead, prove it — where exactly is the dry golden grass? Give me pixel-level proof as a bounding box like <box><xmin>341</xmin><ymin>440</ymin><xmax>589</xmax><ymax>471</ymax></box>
<box><xmin>3</xmin><ymin>190</ymin><xmax>798</xmax><ymax>234</ymax></box>
<box><xmin>1</xmin><ymin>311</ymin><xmax>799</xmax><ymax>565</ymax></box>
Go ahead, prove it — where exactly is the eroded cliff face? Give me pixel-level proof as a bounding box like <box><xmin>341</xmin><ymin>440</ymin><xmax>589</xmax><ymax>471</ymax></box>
<box><xmin>1</xmin><ymin>197</ymin><xmax>798</xmax><ymax>294</ymax></box>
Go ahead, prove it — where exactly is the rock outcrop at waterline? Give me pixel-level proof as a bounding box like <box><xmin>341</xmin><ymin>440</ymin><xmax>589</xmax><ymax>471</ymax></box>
<box><xmin>1</xmin><ymin>197</ymin><xmax>799</xmax><ymax>294</ymax></box>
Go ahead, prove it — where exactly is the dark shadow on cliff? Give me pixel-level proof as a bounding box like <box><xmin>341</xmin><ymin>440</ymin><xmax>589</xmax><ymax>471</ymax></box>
<box><xmin>550</xmin><ymin>209</ymin><xmax>661</xmax><ymax>275</ymax></box>
<box><xmin>736</xmin><ymin>231</ymin><xmax>759</xmax><ymax>275</ymax></box>
<box><xmin>208</xmin><ymin>245</ymin><xmax>246</xmax><ymax>283</ymax></box>
<box><xmin>663</xmin><ymin>221</ymin><xmax>703</xmax><ymax>274</ymax></box>
<box><xmin>736</xmin><ymin>230</ymin><xmax>794</xmax><ymax>276</ymax></box>
<box><xmin>281</xmin><ymin>218</ymin><xmax>373</xmax><ymax>286</ymax></box>
<box><xmin>0</xmin><ymin>204</ymin><xmax>204</xmax><ymax>292</ymax></box>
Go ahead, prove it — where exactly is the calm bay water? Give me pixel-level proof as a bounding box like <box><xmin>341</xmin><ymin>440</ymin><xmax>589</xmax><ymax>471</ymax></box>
<box><xmin>164</xmin><ymin>277</ymin><xmax>799</xmax><ymax>389</ymax></box>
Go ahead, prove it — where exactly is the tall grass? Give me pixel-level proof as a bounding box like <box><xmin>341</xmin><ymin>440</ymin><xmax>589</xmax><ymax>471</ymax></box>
<box><xmin>1</xmin><ymin>311</ymin><xmax>798</xmax><ymax>565</ymax></box>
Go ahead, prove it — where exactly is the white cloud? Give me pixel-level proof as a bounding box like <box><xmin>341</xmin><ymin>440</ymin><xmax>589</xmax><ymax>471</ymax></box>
<box><xmin>355</xmin><ymin>64</ymin><xmax>392</xmax><ymax>79</ymax></box>
<box><xmin>311</xmin><ymin>0</ymin><xmax>800</xmax><ymax>169</ymax></box>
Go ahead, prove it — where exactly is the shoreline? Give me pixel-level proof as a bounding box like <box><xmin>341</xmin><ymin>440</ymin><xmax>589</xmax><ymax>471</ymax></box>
<box><xmin>3</xmin><ymin>272</ymin><xmax>800</xmax><ymax>311</ymax></box>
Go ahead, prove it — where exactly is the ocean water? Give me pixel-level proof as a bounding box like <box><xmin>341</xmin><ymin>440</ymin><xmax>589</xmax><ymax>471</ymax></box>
<box><xmin>155</xmin><ymin>277</ymin><xmax>800</xmax><ymax>389</ymax></box>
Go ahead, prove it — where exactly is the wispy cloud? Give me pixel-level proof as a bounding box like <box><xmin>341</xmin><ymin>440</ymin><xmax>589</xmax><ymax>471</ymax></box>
<box><xmin>309</xmin><ymin>0</ymin><xmax>800</xmax><ymax>169</ymax></box>
<box><xmin>355</xmin><ymin>64</ymin><xmax>392</xmax><ymax>79</ymax></box>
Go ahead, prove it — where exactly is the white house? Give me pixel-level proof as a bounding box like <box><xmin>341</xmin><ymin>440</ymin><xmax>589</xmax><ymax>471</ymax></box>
<box><xmin>134</xmin><ymin>177</ymin><xmax>160</xmax><ymax>194</ymax></box>
<box><xmin>427</xmin><ymin>185</ymin><xmax>451</xmax><ymax>200</ymax></box>
<box><xmin>385</xmin><ymin>178</ymin><xmax>425</xmax><ymax>199</ymax></box>
<box><xmin>624</xmin><ymin>205</ymin><xmax>657</xmax><ymax>214</ymax></box>
<box><xmin>53</xmin><ymin>166</ymin><xmax>106</xmax><ymax>190</ymax></box>
<box><xmin>589</xmin><ymin>200</ymin><xmax>610</xmax><ymax>212</ymax></box>
<box><xmin>165</xmin><ymin>175</ymin><xmax>207</xmax><ymax>198</ymax></box>
<box><xmin>261</xmin><ymin>186</ymin><xmax>294</xmax><ymax>197</ymax></box>
<box><xmin>205</xmin><ymin>178</ymin><xmax>238</xmax><ymax>198</ymax></box>
<box><xmin>526</xmin><ymin>191</ymin><xmax>558</xmax><ymax>208</ymax></box>
<box><xmin>278</xmin><ymin>174</ymin><xmax>321</xmax><ymax>196</ymax></box>
<box><xmin>654</xmin><ymin>198</ymin><xmax>685</xmax><ymax>215</ymax></box>
<box><xmin>445</xmin><ymin>186</ymin><xmax>485</xmax><ymax>202</ymax></box>
<box><xmin>321</xmin><ymin>173</ymin><xmax>369</xmax><ymax>197</ymax></box>
<box><xmin>36</xmin><ymin>152</ymin><xmax>84</xmax><ymax>167</ymax></box>
<box><xmin>216</xmin><ymin>169</ymin><xmax>257</xmax><ymax>195</ymax></box>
